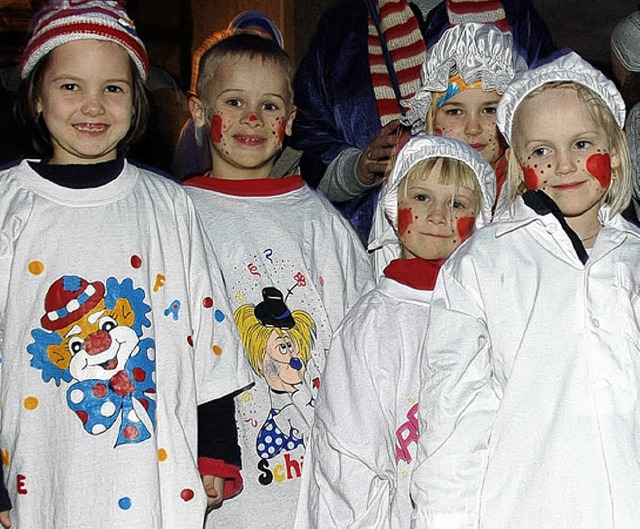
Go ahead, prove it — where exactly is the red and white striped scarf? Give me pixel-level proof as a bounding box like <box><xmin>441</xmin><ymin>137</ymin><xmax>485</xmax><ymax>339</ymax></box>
<box><xmin>368</xmin><ymin>0</ymin><xmax>426</xmax><ymax>126</ymax></box>
<box><xmin>446</xmin><ymin>0</ymin><xmax>509</xmax><ymax>32</ymax></box>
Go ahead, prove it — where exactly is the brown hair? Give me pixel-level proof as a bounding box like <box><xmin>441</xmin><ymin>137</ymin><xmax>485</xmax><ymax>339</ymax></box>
<box><xmin>195</xmin><ymin>33</ymin><xmax>293</xmax><ymax>106</ymax></box>
<box><xmin>15</xmin><ymin>53</ymin><xmax>149</xmax><ymax>160</ymax></box>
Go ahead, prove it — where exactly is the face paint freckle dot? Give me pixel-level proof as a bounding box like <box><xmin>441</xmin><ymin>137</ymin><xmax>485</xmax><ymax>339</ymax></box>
<box><xmin>28</xmin><ymin>260</ymin><xmax>45</xmax><ymax>275</ymax></box>
<box><xmin>212</xmin><ymin>345</ymin><xmax>223</xmax><ymax>356</ymax></box>
<box><xmin>181</xmin><ymin>489</ymin><xmax>195</xmax><ymax>502</ymax></box>
<box><xmin>130</xmin><ymin>255</ymin><xmax>142</xmax><ymax>269</ymax></box>
<box><xmin>118</xmin><ymin>497</ymin><xmax>132</xmax><ymax>510</ymax></box>
<box><xmin>157</xmin><ymin>448</ymin><xmax>168</xmax><ymax>462</ymax></box>
<box><xmin>23</xmin><ymin>396</ymin><xmax>39</xmax><ymax>410</ymax></box>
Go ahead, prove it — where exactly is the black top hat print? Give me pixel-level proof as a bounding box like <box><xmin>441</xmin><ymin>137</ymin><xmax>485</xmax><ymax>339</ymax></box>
<box><xmin>254</xmin><ymin>287</ymin><xmax>295</xmax><ymax>329</ymax></box>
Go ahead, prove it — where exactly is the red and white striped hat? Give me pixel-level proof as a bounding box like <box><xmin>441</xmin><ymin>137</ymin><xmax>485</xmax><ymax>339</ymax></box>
<box><xmin>20</xmin><ymin>0</ymin><xmax>148</xmax><ymax>81</ymax></box>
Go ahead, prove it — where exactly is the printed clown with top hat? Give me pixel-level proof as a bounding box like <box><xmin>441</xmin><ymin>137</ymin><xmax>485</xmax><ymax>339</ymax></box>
<box><xmin>234</xmin><ymin>287</ymin><xmax>318</xmax><ymax>459</ymax></box>
<box><xmin>28</xmin><ymin>275</ymin><xmax>156</xmax><ymax>446</ymax></box>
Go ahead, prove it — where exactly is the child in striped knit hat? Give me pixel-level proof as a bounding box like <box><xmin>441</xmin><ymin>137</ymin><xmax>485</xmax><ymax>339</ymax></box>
<box><xmin>1</xmin><ymin>1</ymin><xmax>252</xmax><ymax>527</ymax></box>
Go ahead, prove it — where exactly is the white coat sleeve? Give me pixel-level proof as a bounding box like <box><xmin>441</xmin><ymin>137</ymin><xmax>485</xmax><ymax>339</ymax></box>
<box><xmin>411</xmin><ymin>268</ymin><xmax>501</xmax><ymax>529</ymax></box>
<box><xmin>296</xmin><ymin>316</ymin><xmax>396</xmax><ymax>528</ymax></box>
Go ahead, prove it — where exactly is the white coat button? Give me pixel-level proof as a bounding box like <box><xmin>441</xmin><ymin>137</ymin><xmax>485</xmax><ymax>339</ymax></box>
<box><xmin>591</xmin><ymin>317</ymin><xmax>600</xmax><ymax>328</ymax></box>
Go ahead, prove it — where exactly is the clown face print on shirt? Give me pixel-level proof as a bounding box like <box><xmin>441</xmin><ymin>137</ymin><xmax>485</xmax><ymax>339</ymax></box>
<box><xmin>195</xmin><ymin>57</ymin><xmax>296</xmax><ymax>180</ymax></box>
<box><xmin>513</xmin><ymin>86</ymin><xmax>620</xmax><ymax>240</ymax></box>
<box><xmin>234</xmin><ymin>287</ymin><xmax>318</xmax><ymax>460</ymax></box>
<box><xmin>27</xmin><ymin>275</ymin><xmax>156</xmax><ymax>446</ymax></box>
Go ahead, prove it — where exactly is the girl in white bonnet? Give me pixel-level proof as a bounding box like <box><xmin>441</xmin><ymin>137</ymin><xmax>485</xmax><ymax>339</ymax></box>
<box><xmin>411</xmin><ymin>51</ymin><xmax>640</xmax><ymax>528</ymax></box>
<box><xmin>368</xmin><ymin>22</ymin><xmax>527</xmax><ymax>278</ymax></box>
<box><xmin>296</xmin><ymin>134</ymin><xmax>495</xmax><ymax>528</ymax></box>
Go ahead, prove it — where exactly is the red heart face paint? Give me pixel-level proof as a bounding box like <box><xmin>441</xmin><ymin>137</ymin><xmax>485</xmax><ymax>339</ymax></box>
<box><xmin>586</xmin><ymin>152</ymin><xmax>611</xmax><ymax>188</ymax></box>
<box><xmin>456</xmin><ymin>216</ymin><xmax>475</xmax><ymax>241</ymax></box>
<box><xmin>398</xmin><ymin>207</ymin><xmax>413</xmax><ymax>237</ymax></box>
<box><xmin>211</xmin><ymin>114</ymin><xmax>223</xmax><ymax>143</ymax></box>
<box><xmin>521</xmin><ymin>165</ymin><xmax>539</xmax><ymax>190</ymax></box>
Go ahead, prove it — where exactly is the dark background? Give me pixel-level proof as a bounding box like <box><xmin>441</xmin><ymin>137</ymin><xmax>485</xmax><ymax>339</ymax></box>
<box><xmin>0</xmin><ymin>0</ymin><xmax>637</xmax><ymax>169</ymax></box>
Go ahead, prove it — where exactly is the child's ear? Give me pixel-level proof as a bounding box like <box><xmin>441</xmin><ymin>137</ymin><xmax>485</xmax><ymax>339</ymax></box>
<box><xmin>284</xmin><ymin>105</ymin><xmax>297</xmax><ymax>137</ymax></box>
<box><xmin>188</xmin><ymin>96</ymin><xmax>207</xmax><ymax>128</ymax></box>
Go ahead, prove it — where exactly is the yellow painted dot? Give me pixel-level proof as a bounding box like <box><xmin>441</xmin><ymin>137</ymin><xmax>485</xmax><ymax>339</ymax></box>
<box><xmin>212</xmin><ymin>345</ymin><xmax>223</xmax><ymax>356</ymax></box>
<box><xmin>23</xmin><ymin>396</ymin><xmax>39</xmax><ymax>410</ymax></box>
<box><xmin>407</xmin><ymin>397</ymin><xmax>415</xmax><ymax>404</ymax></box>
<box><xmin>28</xmin><ymin>261</ymin><xmax>45</xmax><ymax>275</ymax></box>
<box><xmin>402</xmin><ymin>470</ymin><xmax>408</xmax><ymax>478</ymax></box>
<box><xmin>157</xmin><ymin>448</ymin><xmax>168</xmax><ymax>462</ymax></box>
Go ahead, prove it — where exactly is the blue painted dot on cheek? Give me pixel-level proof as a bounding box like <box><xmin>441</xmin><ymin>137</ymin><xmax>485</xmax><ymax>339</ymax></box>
<box><xmin>118</xmin><ymin>497</ymin><xmax>132</xmax><ymax>510</ymax></box>
<box><xmin>214</xmin><ymin>310</ymin><xmax>225</xmax><ymax>323</ymax></box>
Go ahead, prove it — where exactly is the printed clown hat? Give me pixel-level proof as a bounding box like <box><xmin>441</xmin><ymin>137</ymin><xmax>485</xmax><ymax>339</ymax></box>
<box><xmin>401</xmin><ymin>23</ymin><xmax>527</xmax><ymax>133</ymax></box>
<box><xmin>254</xmin><ymin>287</ymin><xmax>294</xmax><ymax>329</ymax></box>
<box><xmin>41</xmin><ymin>275</ymin><xmax>105</xmax><ymax>331</ymax></box>
<box><xmin>496</xmin><ymin>51</ymin><xmax>626</xmax><ymax>146</ymax></box>
<box><xmin>20</xmin><ymin>0</ymin><xmax>149</xmax><ymax>80</ymax></box>
<box><xmin>382</xmin><ymin>133</ymin><xmax>496</xmax><ymax>233</ymax></box>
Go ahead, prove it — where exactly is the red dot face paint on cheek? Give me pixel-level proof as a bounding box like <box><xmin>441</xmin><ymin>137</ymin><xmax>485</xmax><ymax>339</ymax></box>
<box><xmin>277</xmin><ymin>119</ymin><xmax>287</xmax><ymax>144</ymax></box>
<box><xmin>398</xmin><ymin>207</ymin><xmax>413</xmax><ymax>236</ymax></box>
<box><xmin>456</xmin><ymin>216</ymin><xmax>475</xmax><ymax>241</ymax></box>
<box><xmin>586</xmin><ymin>153</ymin><xmax>611</xmax><ymax>188</ymax></box>
<box><xmin>210</xmin><ymin>114</ymin><xmax>223</xmax><ymax>143</ymax></box>
<box><xmin>521</xmin><ymin>165</ymin><xmax>539</xmax><ymax>190</ymax></box>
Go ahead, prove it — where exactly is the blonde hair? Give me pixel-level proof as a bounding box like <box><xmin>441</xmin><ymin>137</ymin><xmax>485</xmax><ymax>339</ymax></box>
<box><xmin>397</xmin><ymin>157</ymin><xmax>483</xmax><ymax>216</ymax></box>
<box><xmin>507</xmin><ymin>82</ymin><xmax>631</xmax><ymax>214</ymax></box>
<box><xmin>195</xmin><ymin>33</ymin><xmax>294</xmax><ymax>106</ymax></box>
<box><xmin>234</xmin><ymin>304</ymin><xmax>316</xmax><ymax>377</ymax></box>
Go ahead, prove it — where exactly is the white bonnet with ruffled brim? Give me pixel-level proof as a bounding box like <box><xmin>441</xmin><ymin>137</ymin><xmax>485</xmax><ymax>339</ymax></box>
<box><xmin>401</xmin><ymin>22</ymin><xmax>527</xmax><ymax>134</ymax></box>
<box><xmin>382</xmin><ymin>134</ymin><xmax>496</xmax><ymax>232</ymax></box>
<box><xmin>611</xmin><ymin>11</ymin><xmax>640</xmax><ymax>73</ymax></box>
<box><xmin>496</xmin><ymin>51</ymin><xmax>626</xmax><ymax>146</ymax></box>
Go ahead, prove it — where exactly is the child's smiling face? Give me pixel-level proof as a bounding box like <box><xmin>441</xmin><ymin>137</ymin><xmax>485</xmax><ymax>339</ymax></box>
<box><xmin>202</xmin><ymin>57</ymin><xmax>295</xmax><ymax>180</ymax></box>
<box><xmin>398</xmin><ymin>166</ymin><xmax>477</xmax><ymax>261</ymax></box>
<box><xmin>434</xmin><ymin>88</ymin><xmax>505</xmax><ymax>165</ymax></box>
<box><xmin>37</xmin><ymin>40</ymin><xmax>134</xmax><ymax>165</ymax></box>
<box><xmin>513</xmin><ymin>86</ymin><xmax>619</xmax><ymax>224</ymax></box>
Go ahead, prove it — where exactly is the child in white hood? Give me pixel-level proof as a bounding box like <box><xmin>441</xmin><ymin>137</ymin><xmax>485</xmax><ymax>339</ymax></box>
<box><xmin>411</xmin><ymin>51</ymin><xmax>639</xmax><ymax>528</ymax></box>
<box><xmin>295</xmin><ymin>134</ymin><xmax>495</xmax><ymax>528</ymax></box>
<box><xmin>369</xmin><ymin>22</ymin><xmax>527</xmax><ymax>278</ymax></box>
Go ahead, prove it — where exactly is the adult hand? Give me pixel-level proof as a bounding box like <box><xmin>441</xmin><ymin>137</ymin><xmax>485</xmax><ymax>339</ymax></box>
<box><xmin>357</xmin><ymin>120</ymin><xmax>409</xmax><ymax>186</ymax></box>
<box><xmin>0</xmin><ymin>510</ymin><xmax>10</xmax><ymax>528</ymax></box>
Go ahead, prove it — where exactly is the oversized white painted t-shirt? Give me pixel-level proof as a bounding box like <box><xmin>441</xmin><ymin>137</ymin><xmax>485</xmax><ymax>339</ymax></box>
<box><xmin>185</xmin><ymin>175</ymin><xmax>374</xmax><ymax>528</ymax></box>
<box><xmin>0</xmin><ymin>160</ymin><xmax>251</xmax><ymax>529</ymax></box>
<box><xmin>296</xmin><ymin>275</ymin><xmax>432</xmax><ymax>529</ymax></box>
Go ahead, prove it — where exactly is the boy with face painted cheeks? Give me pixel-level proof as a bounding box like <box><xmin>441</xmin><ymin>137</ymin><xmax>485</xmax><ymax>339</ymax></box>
<box><xmin>295</xmin><ymin>134</ymin><xmax>495</xmax><ymax>528</ymax></box>
<box><xmin>183</xmin><ymin>33</ymin><xmax>374</xmax><ymax>529</ymax></box>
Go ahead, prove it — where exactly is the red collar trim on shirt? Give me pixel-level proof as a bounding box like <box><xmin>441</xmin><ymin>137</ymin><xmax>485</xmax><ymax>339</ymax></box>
<box><xmin>383</xmin><ymin>257</ymin><xmax>446</xmax><ymax>291</ymax></box>
<box><xmin>183</xmin><ymin>175</ymin><xmax>305</xmax><ymax>197</ymax></box>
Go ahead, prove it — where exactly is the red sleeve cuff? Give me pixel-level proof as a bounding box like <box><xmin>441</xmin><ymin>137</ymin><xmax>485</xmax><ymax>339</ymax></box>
<box><xmin>198</xmin><ymin>457</ymin><xmax>243</xmax><ymax>499</ymax></box>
